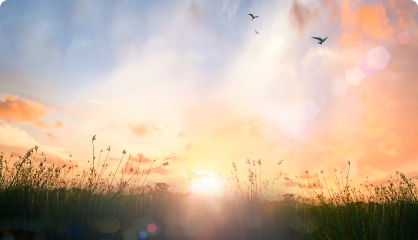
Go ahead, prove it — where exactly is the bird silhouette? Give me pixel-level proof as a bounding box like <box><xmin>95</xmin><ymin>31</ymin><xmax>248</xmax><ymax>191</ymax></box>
<box><xmin>249</xmin><ymin>14</ymin><xmax>259</xmax><ymax>21</ymax></box>
<box><xmin>255</xmin><ymin>30</ymin><xmax>260</xmax><ymax>34</ymax></box>
<box><xmin>311</xmin><ymin>37</ymin><xmax>328</xmax><ymax>44</ymax></box>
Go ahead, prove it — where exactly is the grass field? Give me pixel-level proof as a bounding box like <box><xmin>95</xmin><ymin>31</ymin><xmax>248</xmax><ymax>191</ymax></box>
<box><xmin>0</xmin><ymin>140</ymin><xmax>418</xmax><ymax>240</ymax></box>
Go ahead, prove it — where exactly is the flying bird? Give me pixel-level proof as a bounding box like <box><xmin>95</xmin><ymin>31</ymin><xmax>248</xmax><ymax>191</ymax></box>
<box><xmin>249</xmin><ymin>14</ymin><xmax>259</xmax><ymax>21</ymax></box>
<box><xmin>311</xmin><ymin>37</ymin><xmax>328</xmax><ymax>44</ymax></box>
<box><xmin>255</xmin><ymin>30</ymin><xmax>260</xmax><ymax>34</ymax></box>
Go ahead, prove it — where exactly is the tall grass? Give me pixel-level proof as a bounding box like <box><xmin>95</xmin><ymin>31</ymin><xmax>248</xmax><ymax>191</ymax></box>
<box><xmin>0</xmin><ymin>138</ymin><xmax>417</xmax><ymax>239</ymax></box>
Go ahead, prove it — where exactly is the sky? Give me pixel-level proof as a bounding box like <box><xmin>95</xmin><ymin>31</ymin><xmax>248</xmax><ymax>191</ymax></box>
<box><xmin>1</xmin><ymin>0</ymin><xmax>418</xmax><ymax>197</ymax></box>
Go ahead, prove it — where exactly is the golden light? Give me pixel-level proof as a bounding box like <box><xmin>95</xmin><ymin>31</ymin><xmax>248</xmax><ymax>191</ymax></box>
<box><xmin>188</xmin><ymin>175</ymin><xmax>224</xmax><ymax>195</ymax></box>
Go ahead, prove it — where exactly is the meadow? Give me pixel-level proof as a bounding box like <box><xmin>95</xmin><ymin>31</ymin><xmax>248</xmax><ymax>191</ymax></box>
<box><xmin>0</xmin><ymin>138</ymin><xmax>418</xmax><ymax>240</ymax></box>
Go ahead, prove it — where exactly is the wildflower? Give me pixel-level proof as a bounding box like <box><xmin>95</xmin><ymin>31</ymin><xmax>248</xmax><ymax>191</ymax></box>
<box><xmin>107</xmin><ymin>146</ymin><xmax>111</xmax><ymax>151</ymax></box>
<box><xmin>122</xmin><ymin>149</ymin><xmax>127</xmax><ymax>155</ymax></box>
<box><xmin>320</xmin><ymin>170</ymin><xmax>324</xmax><ymax>174</ymax></box>
<box><xmin>305</xmin><ymin>170</ymin><xmax>309</xmax><ymax>174</ymax></box>
<box><xmin>347</xmin><ymin>160</ymin><xmax>350</xmax><ymax>165</ymax></box>
<box><xmin>163</xmin><ymin>162</ymin><xmax>169</xmax><ymax>166</ymax></box>
<box><xmin>92</xmin><ymin>135</ymin><xmax>96</xmax><ymax>141</ymax></box>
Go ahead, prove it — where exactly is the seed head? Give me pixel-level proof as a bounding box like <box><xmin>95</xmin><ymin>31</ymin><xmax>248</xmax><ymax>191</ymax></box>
<box><xmin>122</xmin><ymin>149</ymin><xmax>127</xmax><ymax>155</ymax></box>
<box><xmin>92</xmin><ymin>135</ymin><xmax>96</xmax><ymax>142</ymax></box>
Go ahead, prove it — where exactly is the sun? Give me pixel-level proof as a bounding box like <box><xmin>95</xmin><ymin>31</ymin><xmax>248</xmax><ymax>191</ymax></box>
<box><xmin>188</xmin><ymin>175</ymin><xmax>224</xmax><ymax>195</ymax></box>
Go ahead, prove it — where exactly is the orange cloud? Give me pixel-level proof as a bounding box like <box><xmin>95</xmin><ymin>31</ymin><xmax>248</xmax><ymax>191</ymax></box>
<box><xmin>46</xmin><ymin>133</ymin><xmax>59</xmax><ymax>140</ymax></box>
<box><xmin>131</xmin><ymin>153</ymin><xmax>152</xmax><ymax>164</ymax></box>
<box><xmin>340</xmin><ymin>31</ymin><xmax>363</xmax><ymax>47</ymax></box>
<box><xmin>130</xmin><ymin>122</ymin><xmax>159</xmax><ymax>137</ymax></box>
<box><xmin>157</xmin><ymin>167</ymin><xmax>173</xmax><ymax>175</ymax></box>
<box><xmin>378</xmin><ymin>134</ymin><xmax>402</xmax><ymax>156</ymax></box>
<box><xmin>0</xmin><ymin>94</ymin><xmax>63</xmax><ymax>129</ymax></box>
<box><xmin>360</xmin><ymin>94</ymin><xmax>398</xmax><ymax>140</ymax></box>
<box><xmin>340</xmin><ymin>0</ymin><xmax>393</xmax><ymax>46</ymax></box>
<box><xmin>0</xmin><ymin>94</ymin><xmax>48</xmax><ymax>122</ymax></box>
<box><xmin>332</xmin><ymin>141</ymin><xmax>367</xmax><ymax>159</ymax></box>
<box><xmin>33</xmin><ymin>120</ymin><xmax>64</xmax><ymax>129</ymax></box>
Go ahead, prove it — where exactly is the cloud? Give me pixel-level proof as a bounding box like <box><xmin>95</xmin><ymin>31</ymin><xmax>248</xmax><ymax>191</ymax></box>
<box><xmin>288</xmin><ymin>0</ymin><xmax>320</xmax><ymax>36</ymax></box>
<box><xmin>360</xmin><ymin>94</ymin><xmax>397</xmax><ymax>140</ymax></box>
<box><xmin>378</xmin><ymin>134</ymin><xmax>402</xmax><ymax>156</ymax></box>
<box><xmin>33</xmin><ymin>120</ymin><xmax>64</xmax><ymax>129</ymax></box>
<box><xmin>0</xmin><ymin>94</ymin><xmax>48</xmax><ymax>122</ymax></box>
<box><xmin>340</xmin><ymin>0</ymin><xmax>393</xmax><ymax>46</ymax></box>
<box><xmin>0</xmin><ymin>94</ymin><xmax>63</xmax><ymax>129</ymax></box>
<box><xmin>166</xmin><ymin>152</ymin><xmax>190</xmax><ymax>163</ymax></box>
<box><xmin>130</xmin><ymin>122</ymin><xmax>160</xmax><ymax>137</ymax></box>
<box><xmin>0</xmin><ymin>123</ymin><xmax>39</xmax><ymax>149</ymax></box>
<box><xmin>157</xmin><ymin>167</ymin><xmax>173</xmax><ymax>175</ymax></box>
<box><xmin>46</xmin><ymin>133</ymin><xmax>59</xmax><ymax>140</ymax></box>
<box><xmin>130</xmin><ymin>153</ymin><xmax>152</xmax><ymax>164</ymax></box>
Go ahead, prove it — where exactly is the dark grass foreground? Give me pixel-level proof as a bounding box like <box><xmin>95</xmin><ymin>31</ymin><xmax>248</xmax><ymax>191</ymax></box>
<box><xmin>0</xmin><ymin>141</ymin><xmax>418</xmax><ymax>239</ymax></box>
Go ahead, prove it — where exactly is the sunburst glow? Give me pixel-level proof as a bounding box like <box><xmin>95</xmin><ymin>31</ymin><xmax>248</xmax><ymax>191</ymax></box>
<box><xmin>188</xmin><ymin>175</ymin><xmax>224</xmax><ymax>195</ymax></box>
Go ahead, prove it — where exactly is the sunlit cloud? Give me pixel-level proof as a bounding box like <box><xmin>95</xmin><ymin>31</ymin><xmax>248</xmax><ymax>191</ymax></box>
<box><xmin>0</xmin><ymin>94</ymin><xmax>63</xmax><ymax>129</ymax></box>
<box><xmin>157</xmin><ymin>167</ymin><xmax>173</xmax><ymax>176</ymax></box>
<box><xmin>46</xmin><ymin>132</ymin><xmax>59</xmax><ymax>140</ymax></box>
<box><xmin>130</xmin><ymin>122</ymin><xmax>160</xmax><ymax>138</ymax></box>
